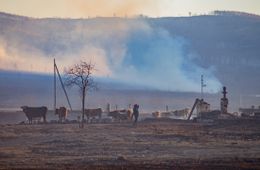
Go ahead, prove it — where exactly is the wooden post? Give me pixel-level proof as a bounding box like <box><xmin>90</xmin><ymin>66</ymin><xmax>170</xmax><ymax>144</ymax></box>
<box><xmin>107</xmin><ymin>103</ymin><xmax>110</xmax><ymax>112</ymax></box>
<box><xmin>201</xmin><ymin>75</ymin><xmax>206</xmax><ymax>100</ymax></box>
<box><xmin>55</xmin><ymin>63</ymin><xmax>72</xmax><ymax>111</ymax></box>
<box><xmin>54</xmin><ymin>58</ymin><xmax>56</xmax><ymax>114</ymax></box>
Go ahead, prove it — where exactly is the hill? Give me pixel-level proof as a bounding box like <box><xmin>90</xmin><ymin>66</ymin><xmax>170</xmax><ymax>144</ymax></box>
<box><xmin>0</xmin><ymin>11</ymin><xmax>260</xmax><ymax>110</ymax></box>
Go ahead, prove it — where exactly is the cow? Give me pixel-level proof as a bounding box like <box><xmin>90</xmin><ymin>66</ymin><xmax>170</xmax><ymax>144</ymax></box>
<box><xmin>126</xmin><ymin>109</ymin><xmax>133</xmax><ymax>120</ymax></box>
<box><xmin>84</xmin><ymin>108</ymin><xmax>102</xmax><ymax>123</ymax></box>
<box><xmin>152</xmin><ymin>111</ymin><xmax>161</xmax><ymax>118</ymax></box>
<box><xmin>55</xmin><ymin>107</ymin><xmax>68</xmax><ymax>123</ymax></box>
<box><xmin>108</xmin><ymin>109</ymin><xmax>132</xmax><ymax>122</ymax></box>
<box><xmin>21</xmin><ymin>106</ymin><xmax>47</xmax><ymax>124</ymax></box>
<box><xmin>117</xmin><ymin>109</ymin><xmax>132</xmax><ymax>120</ymax></box>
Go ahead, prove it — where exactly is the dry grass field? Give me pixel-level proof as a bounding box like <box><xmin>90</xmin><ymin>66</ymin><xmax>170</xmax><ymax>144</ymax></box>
<box><xmin>0</xmin><ymin>118</ymin><xmax>260</xmax><ymax>169</ymax></box>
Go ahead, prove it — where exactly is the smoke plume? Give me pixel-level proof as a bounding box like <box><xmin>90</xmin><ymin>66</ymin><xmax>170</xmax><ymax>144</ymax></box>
<box><xmin>0</xmin><ymin>17</ymin><xmax>222</xmax><ymax>93</ymax></box>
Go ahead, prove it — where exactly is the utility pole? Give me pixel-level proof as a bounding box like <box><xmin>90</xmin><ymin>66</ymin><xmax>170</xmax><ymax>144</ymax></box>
<box><xmin>54</xmin><ymin>58</ymin><xmax>56</xmax><ymax>114</ymax></box>
<box><xmin>201</xmin><ymin>75</ymin><xmax>206</xmax><ymax>100</ymax></box>
<box><xmin>53</xmin><ymin>58</ymin><xmax>72</xmax><ymax>112</ymax></box>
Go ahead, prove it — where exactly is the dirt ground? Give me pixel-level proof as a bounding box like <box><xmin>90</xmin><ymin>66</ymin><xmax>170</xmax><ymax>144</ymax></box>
<box><xmin>0</xmin><ymin>118</ymin><xmax>260</xmax><ymax>170</ymax></box>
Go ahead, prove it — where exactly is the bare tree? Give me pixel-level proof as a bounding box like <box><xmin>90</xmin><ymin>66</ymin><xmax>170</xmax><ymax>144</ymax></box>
<box><xmin>65</xmin><ymin>61</ymin><xmax>97</xmax><ymax>128</ymax></box>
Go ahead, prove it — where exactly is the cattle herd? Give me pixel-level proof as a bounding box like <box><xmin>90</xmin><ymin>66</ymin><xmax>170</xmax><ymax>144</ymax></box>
<box><xmin>20</xmin><ymin>106</ymin><xmax>189</xmax><ymax>124</ymax></box>
<box><xmin>20</xmin><ymin>106</ymin><xmax>134</xmax><ymax>124</ymax></box>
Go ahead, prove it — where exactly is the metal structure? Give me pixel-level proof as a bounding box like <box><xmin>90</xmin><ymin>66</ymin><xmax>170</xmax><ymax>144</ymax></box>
<box><xmin>187</xmin><ymin>98</ymin><xmax>211</xmax><ymax>120</ymax></box>
<box><xmin>187</xmin><ymin>75</ymin><xmax>208</xmax><ymax>120</ymax></box>
<box><xmin>187</xmin><ymin>98</ymin><xmax>201</xmax><ymax>120</ymax></box>
<box><xmin>53</xmin><ymin>59</ymin><xmax>72</xmax><ymax>112</ymax></box>
<box><xmin>201</xmin><ymin>75</ymin><xmax>206</xmax><ymax>99</ymax></box>
<box><xmin>220</xmin><ymin>86</ymin><xmax>228</xmax><ymax>114</ymax></box>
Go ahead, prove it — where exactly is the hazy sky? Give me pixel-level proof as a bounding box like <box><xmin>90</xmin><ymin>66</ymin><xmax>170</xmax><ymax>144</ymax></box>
<box><xmin>0</xmin><ymin>0</ymin><xmax>259</xmax><ymax>18</ymax></box>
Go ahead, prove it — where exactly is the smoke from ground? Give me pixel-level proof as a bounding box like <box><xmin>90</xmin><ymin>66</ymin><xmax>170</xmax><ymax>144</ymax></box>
<box><xmin>0</xmin><ymin>18</ymin><xmax>221</xmax><ymax>93</ymax></box>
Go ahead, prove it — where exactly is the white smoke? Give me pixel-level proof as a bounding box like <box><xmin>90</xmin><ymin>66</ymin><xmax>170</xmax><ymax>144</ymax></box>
<box><xmin>0</xmin><ymin>18</ymin><xmax>221</xmax><ymax>93</ymax></box>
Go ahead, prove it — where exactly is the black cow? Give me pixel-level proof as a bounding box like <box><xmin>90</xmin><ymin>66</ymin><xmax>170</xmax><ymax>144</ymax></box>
<box><xmin>21</xmin><ymin>106</ymin><xmax>47</xmax><ymax>124</ymax></box>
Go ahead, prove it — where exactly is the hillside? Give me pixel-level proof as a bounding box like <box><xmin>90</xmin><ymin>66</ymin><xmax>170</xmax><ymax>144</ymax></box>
<box><xmin>151</xmin><ymin>14</ymin><xmax>260</xmax><ymax>94</ymax></box>
<box><xmin>0</xmin><ymin>11</ymin><xmax>260</xmax><ymax>110</ymax></box>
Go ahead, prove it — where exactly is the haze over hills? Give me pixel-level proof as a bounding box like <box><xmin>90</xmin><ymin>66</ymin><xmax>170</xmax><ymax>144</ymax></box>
<box><xmin>0</xmin><ymin>11</ymin><xmax>260</xmax><ymax>111</ymax></box>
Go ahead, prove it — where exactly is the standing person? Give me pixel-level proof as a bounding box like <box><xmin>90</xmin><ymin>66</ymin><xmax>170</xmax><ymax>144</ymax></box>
<box><xmin>133</xmin><ymin>104</ymin><xmax>139</xmax><ymax>125</ymax></box>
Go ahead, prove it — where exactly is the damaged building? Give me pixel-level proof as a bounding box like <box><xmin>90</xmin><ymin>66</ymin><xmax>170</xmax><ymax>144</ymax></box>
<box><xmin>188</xmin><ymin>86</ymin><xmax>235</xmax><ymax>120</ymax></box>
<box><xmin>239</xmin><ymin>105</ymin><xmax>260</xmax><ymax>118</ymax></box>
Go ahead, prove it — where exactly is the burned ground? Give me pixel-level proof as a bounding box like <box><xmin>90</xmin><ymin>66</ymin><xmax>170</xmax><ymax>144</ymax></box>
<box><xmin>0</xmin><ymin>119</ymin><xmax>260</xmax><ymax>169</ymax></box>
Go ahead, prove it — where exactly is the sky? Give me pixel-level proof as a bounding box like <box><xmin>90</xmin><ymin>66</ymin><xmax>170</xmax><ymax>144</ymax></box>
<box><xmin>0</xmin><ymin>0</ymin><xmax>259</xmax><ymax>18</ymax></box>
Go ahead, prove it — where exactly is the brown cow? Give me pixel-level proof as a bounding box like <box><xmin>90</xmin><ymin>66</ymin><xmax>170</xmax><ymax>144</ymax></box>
<box><xmin>152</xmin><ymin>111</ymin><xmax>161</xmax><ymax>118</ymax></box>
<box><xmin>55</xmin><ymin>107</ymin><xmax>68</xmax><ymax>123</ymax></box>
<box><xmin>108</xmin><ymin>109</ymin><xmax>132</xmax><ymax>122</ymax></box>
<box><xmin>84</xmin><ymin>108</ymin><xmax>102</xmax><ymax>123</ymax></box>
<box><xmin>21</xmin><ymin>106</ymin><xmax>47</xmax><ymax>124</ymax></box>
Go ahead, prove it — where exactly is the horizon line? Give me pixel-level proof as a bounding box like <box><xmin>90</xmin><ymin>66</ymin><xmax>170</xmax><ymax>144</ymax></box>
<box><xmin>0</xmin><ymin>10</ymin><xmax>259</xmax><ymax>20</ymax></box>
